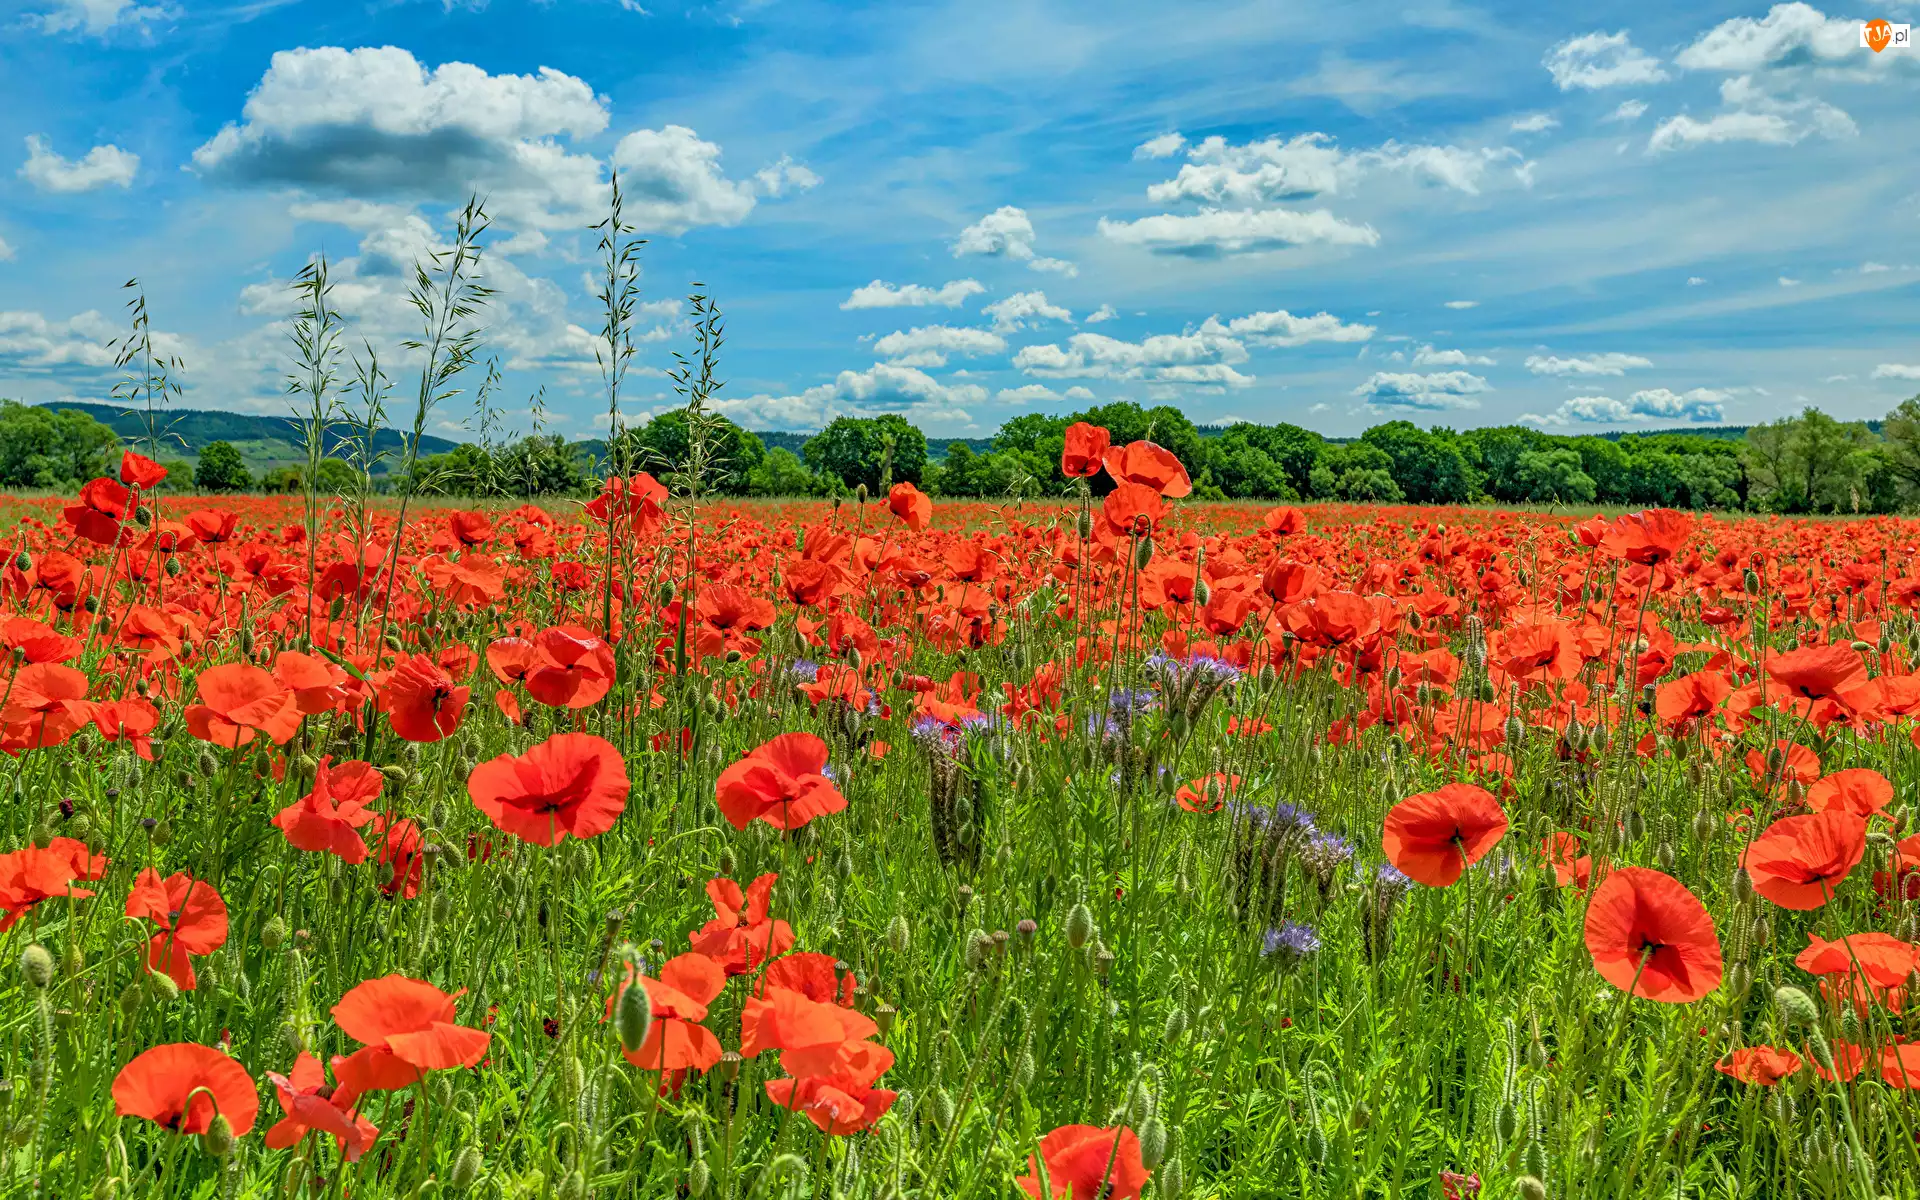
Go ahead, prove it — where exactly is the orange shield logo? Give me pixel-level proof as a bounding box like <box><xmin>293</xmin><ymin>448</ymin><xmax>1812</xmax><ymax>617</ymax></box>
<box><xmin>1865</xmin><ymin>19</ymin><xmax>1893</xmax><ymax>51</ymax></box>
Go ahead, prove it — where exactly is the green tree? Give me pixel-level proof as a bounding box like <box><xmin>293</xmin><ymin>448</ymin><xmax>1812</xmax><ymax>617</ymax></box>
<box><xmin>0</xmin><ymin>401</ymin><xmax>120</xmax><ymax>489</ymax></box>
<box><xmin>1877</xmin><ymin>395</ymin><xmax>1920</xmax><ymax>502</ymax></box>
<box><xmin>1513</xmin><ymin>447</ymin><xmax>1596</xmax><ymax>504</ymax></box>
<box><xmin>803</xmin><ymin>415</ymin><xmax>927</xmax><ymax>493</ymax></box>
<box><xmin>618</xmin><ymin>408</ymin><xmax>764</xmax><ymax>495</ymax></box>
<box><xmin>496</xmin><ymin>435</ymin><xmax>588</xmax><ymax>497</ymax></box>
<box><xmin>194</xmin><ymin>441</ymin><xmax>253</xmax><ymax>492</ymax></box>
<box><xmin>745</xmin><ymin>448</ymin><xmax>819</xmax><ymax>496</ymax></box>
<box><xmin>1360</xmin><ymin>422</ymin><xmax>1476</xmax><ymax>502</ymax></box>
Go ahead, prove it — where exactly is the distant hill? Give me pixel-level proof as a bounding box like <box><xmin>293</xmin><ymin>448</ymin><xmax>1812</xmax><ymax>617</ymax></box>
<box><xmin>40</xmin><ymin>402</ymin><xmax>459</xmax><ymax>473</ymax></box>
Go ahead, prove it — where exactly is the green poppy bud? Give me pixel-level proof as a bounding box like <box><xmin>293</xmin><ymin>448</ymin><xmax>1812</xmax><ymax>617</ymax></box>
<box><xmin>201</xmin><ymin>1114</ymin><xmax>235</xmax><ymax>1158</ymax></box>
<box><xmin>19</xmin><ymin>944</ymin><xmax>53</xmax><ymax>990</ymax></box>
<box><xmin>450</xmin><ymin>1145</ymin><xmax>483</xmax><ymax>1189</ymax></box>
<box><xmin>886</xmin><ymin>915</ymin><xmax>910</xmax><ymax>955</ymax></box>
<box><xmin>1064</xmin><ymin>902</ymin><xmax>1095</xmax><ymax>950</ymax></box>
<box><xmin>616</xmin><ymin>977</ymin><xmax>652</xmax><ymax>1055</ymax></box>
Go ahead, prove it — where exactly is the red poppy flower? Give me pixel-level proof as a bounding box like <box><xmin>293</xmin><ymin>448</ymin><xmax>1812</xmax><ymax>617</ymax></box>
<box><xmin>613</xmin><ymin>952</ymin><xmax>727</xmax><ymax>1073</ymax></box>
<box><xmin>781</xmin><ymin>559</ymin><xmax>845</xmax><ymax>608</ymax></box>
<box><xmin>273</xmin><ymin>757</ymin><xmax>382</xmax><ymax>863</ymax></box>
<box><xmin>448</xmin><ymin>510</ymin><xmax>493</xmax><ymax>547</ymax></box>
<box><xmin>1101</xmin><ymin>482</ymin><xmax>1167</xmax><ymax>536</ymax></box>
<box><xmin>764</xmin><ymin>1069</ymin><xmax>899</xmax><ymax>1136</ymax></box>
<box><xmin>113</xmin><ymin>1043</ymin><xmax>258</xmax><ymax>1136</ymax></box>
<box><xmin>92</xmin><ymin>697</ymin><xmax>159</xmax><ymax>759</ymax></box>
<box><xmin>329</xmin><ymin>976</ymin><xmax>490</xmax><ymax>1107</ymax></box>
<box><xmin>741</xmin><ymin>984</ymin><xmax>873</xmax><ymax>1060</ymax></box>
<box><xmin>119</xmin><ymin>450</ymin><xmax>168</xmax><ymax>490</ymax></box>
<box><xmin>1382</xmin><ymin>782</ymin><xmax>1508</xmax><ymax>887</ymax></box>
<box><xmin>185</xmin><ymin>663</ymin><xmax>302</xmax><ymax>748</ymax></box>
<box><xmin>1583</xmin><ymin>867</ymin><xmax>1722</xmax><ymax>1003</ymax></box>
<box><xmin>1741</xmin><ymin>810</ymin><xmax>1867</xmax><ymax>910</ymax></box>
<box><xmin>1882</xmin><ymin>1043</ymin><xmax>1920</xmax><ymax>1089</ymax></box>
<box><xmin>1599</xmin><ymin>508</ymin><xmax>1691</xmax><ymax>566</ymax></box>
<box><xmin>1102</xmin><ymin>440</ymin><xmax>1192</xmax><ymax>498</ymax></box>
<box><xmin>886</xmin><ymin>482</ymin><xmax>933</xmax><ymax>532</ymax></box>
<box><xmin>378</xmin><ymin>654</ymin><xmax>469</xmax><ymax>743</ymax></box>
<box><xmin>1541</xmin><ymin>832</ymin><xmax>1591</xmax><ymax>891</ymax></box>
<box><xmin>1015</xmin><ymin>1125</ymin><xmax>1150</xmax><ymax>1200</ymax></box>
<box><xmin>1263</xmin><ymin>506</ymin><xmax>1305</xmax><ymax>536</ymax></box>
<box><xmin>1174</xmin><ymin>773</ymin><xmax>1239</xmax><ymax>813</ymax></box>
<box><xmin>523</xmin><ymin>626</ymin><xmax>616</xmax><ymax>709</ymax></box>
<box><xmin>584</xmin><ymin>472</ymin><xmax>667</xmax><ymax>532</ymax></box>
<box><xmin>125</xmin><ymin>869</ymin><xmax>228</xmax><ymax>991</ymax></box>
<box><xmin>1715</xmin><ymin>1046</ymin><xmax>1803</xmax><ymax>1086</ymax></box>
<box><xmin>689</xmin><ymin>873</ymin><xmax>794</xmax><ymax>974</ymax></box>
<box><xmin>485</xmin><ymin>637</ymin><xmax>538</xmax><ymax>684</ymax></box>
<box><xmin>373</xmin><ymin>816</ymin><xmax>424</xmax><ymax>899</ymax></box>
<box><xmin>467</xmin><ymin>732</ymin><xmax>629</xmax><ymax>846</ymax></box>
<box><xmin>1060</xmin><ymin>422</ymin><xmax>1110</xmax><ymax>478</ymax></box>
<box><xmin>1654</xmin><ymin>671</ymin><xmax>1731</xmax><ymax>731</ymax></box>
<box><xmin>264</xmin><ymin>1052</ymin><xmax>380</xmax><ymax>1161</ymax></box>
<box><xmin>0</xmin><ymin>838</ymin><xmax>104</xmax><ymax>930</ymax></box>
<box><xmin>1766</xmin><ymin>644</ymin><xmax>1866</xmax><ymax>703</ymax></box>
<box><xmin>1795</xmin><ymin>932</ymin><xmax>1917</xmax><ymax>991</ymax></box>
<box><xmin>63</xmin><ymin>476</ymin><xmax>132</xmax><ymax>546</ymax></box>
<box><xmin>714</xmin><ymin>732</ymin><xmax>847</xmax><ymax>832</ymax></box>
<box><xmin>184</xmin><ymin>509</ymin><xmax>238</xmax><ymax>544</ymax></box>
<box><xmin>1805</xmin><ymin>768</ymin><xmax>1893</xmax><ymax>816</ymax></box>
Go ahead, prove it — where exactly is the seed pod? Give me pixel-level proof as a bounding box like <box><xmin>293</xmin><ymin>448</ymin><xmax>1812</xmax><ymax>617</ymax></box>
<box><xmin>875</xmin><ymin>1004</ymin><xmax>896</xmax><ymax>1036</ymax></box>
<box><xmin>1773</xmin><ymin>985</ymin><xmax>1821</xmax><ymax>1031</ymax></box>
<box><xmin>1065</xmin><ymin>902</ymin><xmax>1095</xmax><ymax>950</ymax></box>
<box><xmin>19</xmin><ymin>945</ymin><xmax>53</xmax><ymax>990</ymax></box>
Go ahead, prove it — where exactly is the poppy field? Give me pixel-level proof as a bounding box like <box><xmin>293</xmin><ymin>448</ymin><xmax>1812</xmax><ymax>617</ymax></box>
<box><xmin>5</xmin><ymin>425</ymin><xmax>1920</xmax><ymax>1200</ymax></box>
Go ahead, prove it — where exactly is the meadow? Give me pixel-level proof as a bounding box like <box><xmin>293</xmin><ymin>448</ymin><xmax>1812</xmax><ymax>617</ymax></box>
<box><xmin>2</xmin><ymin>423</ymin><xmax>1919</xmax><ymax>1200</ymax></box>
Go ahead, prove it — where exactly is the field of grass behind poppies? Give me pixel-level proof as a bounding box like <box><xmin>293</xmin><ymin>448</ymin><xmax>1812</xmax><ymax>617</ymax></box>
<box><xmin>2</xmin><ymin>426</ymin><xmax>1919</xmax><ymax>1200</ymax></box>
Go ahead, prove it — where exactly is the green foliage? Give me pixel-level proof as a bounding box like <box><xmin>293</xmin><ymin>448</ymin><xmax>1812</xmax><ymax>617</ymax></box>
<box><xmin>261</xmin><ymin>459</ymin><xmax>359</xmax><ymax>494</ymax></box>
<box><xmin>616</xmin><ymin>409</ymin><xmax>764</xmax><ymax>495</ymax></box>
<box><xmin>410</xmin><ymin>435</ymin><xmax>587</xmax><ymax>498</ymax></box>
<box><xmin>1744</xmin><ymin>408</ymin><xmax>1888</xmax><ymax>513</ymax></box>
<box><xmin>193</xmin><ymin>441</ymin><xmax>253</xmax><ymax>492</ymax></box>
<box><xmin>744</xmin><ymin>447</ymin><xmax>821</xmax><ymax>497</ymax></box>
<box><xmin>803</xmin><ymin>414</ymin><xmax>928</xmax><ymax>493</ymax></box>
<box><xmin>0</xmin><ymin>401</ymin><xmax>120</xmax><ymax>489</ymax></box>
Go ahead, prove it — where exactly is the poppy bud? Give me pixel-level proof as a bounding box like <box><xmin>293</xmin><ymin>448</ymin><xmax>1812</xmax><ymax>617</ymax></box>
<box><xmin>260</xmin><ymin>914</ymin><xmax>288</xmax><ymax>951</ymax></box>
<box><xmin>874</xmin><ymin>1003</ymin><xmax>896</xmax><ymax>1037</ymax></box>
<box><xmin>1192</xmin><ymin>579</ymin><xmax>1211</xmax><ymax>607</ymax></box>
<box><xmin>1012</xmin><ymin>1048</ymin><xmax>1034</xmax><ymax>1089</ymax></box>
<box><xmin>688</xmin><ymin>1160</ymin><xmax>711</xmax><ymax>1197</ymax></box>
<box><xmin>1304</xmin><ymin>1123</ymin><xmax>1329</xmax><ymax>1164</ymax></box>
<box><xmin>1772</xmin><ymin>985</ymin><xmax>1821</xmax><ymax>1032</ymax></box>
<box><xmin>1587</xmin><ymin>721</ymin><xmax>1608</xmax><ymax>752</ymax></box>
<box><xmin>557</xmin><ymin>1170</ymin><xmax>586</xmax><ymax>1200</ymax></box>
<box><xmin>1159</xmin><ymin>1149</ymin><xmax>1186</xmax><ymax>1200</ymax></box>
<box><xmin>165</xmin><ymin>555</ymin><xmax>182</xmax><ymax>578</ymax></box>
<box><xmin>450</xmin><ymin>1145</ymin><xmax>483</xmax><ymax>1190</ymax></box>
<box><xmin>1840</xmin><ymin>1003</ymin><xmax>1862</xmax><ymax>1044</ymax></box>
<box><xmin>1138</xmin><ymin>1117</ymin><xmax>1168</xmax><ymax>1170</ymax></box>
<box><xmin>964</xmin><ymin>929</ymin><xmax>993</xmax><ymax>970</ymax></box>
<box><xmin>929</xmin><ymin>1086</ymin><xmax>955</xmax><ymax>1130</ymax></box>
<box><xmin>615</xmin><ymin>977</ymin><xmax>652</xmax><ymax>1055</ymax></box>
<box><xmin>11</xmin><ymin>551</ymin><xmax>28</xmax><ymax>572</ymax></box>
<box><xmin>1163</xmin><ymin>1006</ymin><xmax>1188</xmax><ymax>1042</ymax></box>
<box><xmin>886</xmin><ymin>915</ymin><xmax>910</xmax><ymax>954</ymax></box>
<box><xmin>1134</xmin><ymin>539</ymin><xmax>1154</xmax><ymax>571</ymax></box>
<box><xmin>61</xmin><ymin>943</ymin><xmax>83</xmax><ymax>980</ymax></box>
<box><xmin>1690</xmin><ymin>808</ymin><xmax>1714</xmax><ymax>843</ymax></box>
<box><xmin>201</xmin><ymin>1114</ymin><xmax>235</xmax><ymax>1158</ymax></box>
<box><xmin>1624</xmin><ymin>809</ymin><xmax>1645</xmax><ymax>842</ymax></box>
<box><xmin>1504</xmin><ymin>716</ymin><xmax>1525</xmax><ymax>752</ymax></box>
<box><xmin>85</xmin><ymin>595</ymin><xmax>100</xmax><ymax>613</ymax></box>
<box><xmin>855</xmin><ymin>483</ymin><xmax>868</xmax><ymax>504</ymax></box>
<box><xmin>1731</xmin><ymin>868</ymin><xmax>1754</xmax><ymax>904</ymax></box>
<box><xmin>1065</xmin><ymin>902</ymin><xmax>1095</xmax><ymax>950</ymax></box>
<box><xmin>1516</xmin><ymin>1176</ymin><xmax>1546</xmax><ymax>1200</ymax></box>
<box><xmin>19</xmin><ymin>945</ymin><xmax>53</xmax><ymax>990</ymax></box>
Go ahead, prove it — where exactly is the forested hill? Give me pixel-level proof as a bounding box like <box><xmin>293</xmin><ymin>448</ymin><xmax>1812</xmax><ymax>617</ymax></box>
<box><xmin>41</xmin><ymin>402</ymin><xmax>460</xmax><ymax>461</ymax></box>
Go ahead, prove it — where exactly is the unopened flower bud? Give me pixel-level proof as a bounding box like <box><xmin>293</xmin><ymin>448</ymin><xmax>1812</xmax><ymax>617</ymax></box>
<box><xmin>886</xmin><ymin>915</ymin><xmax>910</xmax><ymax>954</ymax></box>
<box><xmin>201</xmin><ymin>1114</ymin><xmax>235</xmax><ymax>1158</ymax></box>
<box><xmin>19</xmin><ymin>944</ymin><xmax>53</xmax><ymax>990</ymax></box>
<box><xmin>1065</xmin><ymin>902</ymin><xmax>1095</xmax><ymax>950</ymax></box>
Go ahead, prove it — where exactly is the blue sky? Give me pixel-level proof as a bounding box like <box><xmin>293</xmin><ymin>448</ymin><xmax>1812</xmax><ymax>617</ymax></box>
<box><xmin>0</xmin><ymin>0</ymin><xmax>1916</xmax><ymax>441</ymax></box>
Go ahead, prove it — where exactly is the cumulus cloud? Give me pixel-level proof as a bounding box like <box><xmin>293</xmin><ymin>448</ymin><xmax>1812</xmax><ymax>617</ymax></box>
<box><xmin>983</xmin><ymin>290</ymin><xmax>1072</xmax><ymax>331</ymax></box>
<box><xmin>0</xmin><ymin>235</ymin><xmax>13</xmax><ymax>262</ymax></box>
<box><xmin>1443</xmin><ymin>300</ymin><xmax>1479</xmax><ymax>309</ymax></box>
<box><xmin>1014</xmin><ymin>327</ymin><xmax>1252</xmax><ymax>387</ymax></box>
<box><xmin>951</xmin><ymin>205</ymin><xmax>1076</xmax><ymax>275</ymax></box>
<box><xmin>1544</xmin><ymin>31</ymin><xmax>1668</xmax><ymax>90</ymax></box>
<box><xmin>1144</xmin><ymin>133</ymin><xmax>1520</xmax><ymax>206</ymax></box>
<box><xmin>1524</xmin><ymin>351</ymin><xmax>1653</xmax><ymax>376</ymax></box>
<box><xmin>996</xmin><ymin>383</ymin><xmax>1064</xmax><ymax>403</ymax></box>
<box><xmin>1531</xmin><ymin>388</ymin><xmax>1728</xmax><ymax>424</ymax></box>
<box><xmin>1510</xmin><ymin>113</ymin><xmax>1560</xmax><ymax>133</ymax></box>
<box><xmin>1205</xmin><ymin>309</ymin><xmax>1375</xmax><ymax>347</ymax></box>
<box><xmin>0</xmin><ymin>308</ymin><xmax>125</xmax><ymax>373</ymax></box>
<box><xmin>718</xmin><ymin>362</ymin><xmax>991</xmax><ymax>430</ymax></box>
<box><xmin>21</xmin><ymin>135</ymin><xmax>138</xmax><ymax>192</ymax></box>
<box><xmin>609</xmin><ymin>126</ymin><xmax>760</xmax><ymax>232</ymax></box>
<box><xmin>870</xmin><ymin>324</ymin><xmax>1006</xmax><ymax>368</ymax></box>
<box><xmin>1085</xmin><ymin>304</ymin><xmax>1117</xmax><ymax>324</ymax></box>
<box><xmin>1351</xmin><ymin>370</ymin><xmax>1489</xmax><ymax>411</ymax></box>
<box><xmin>840</xmin><ymin>278</ymin><xmax>984</xmax><ymax>310</ymax></box>
<box><xmin>1873</xmin><ymin>363</ymin><xmax>1920</xmax><ymax>380</ymax></box>
<box><xmin>1648</xmin><ymin>75</ymin><xmax>1856</xmax><ymax>152</ymax></box>
<box><xmin>1414</xmin><ymin>345</ymin><xmax>1495</xmax><ymax>367</ymax></box>
<box><xmin>33</xmin><ymin>0</ymin><xmax>167</xmax><ymax>36</ymax></box>
<box><xmin>1606</xmin><ymin>99</ymin><xmax>1650</xmax><ymax>122</ymax></box>
<box><xmin>1097</xmin><ymin>207</ymin><xmax>1378</xmax><ymax>256</ymax></box>
<box><xmin>753</xmin><ymin>156</ymin><xmax>821</xmax><ymax>197</ymax></box>
<box><xmin>1133</xmin><ymin>132</ymin><xmax>1186</xmax><ymax>159</ymax></box>
<box><xmin>1675</xmin><ymin>3</ymin><xmax>1864</xmax><ymax>73</ymax></box>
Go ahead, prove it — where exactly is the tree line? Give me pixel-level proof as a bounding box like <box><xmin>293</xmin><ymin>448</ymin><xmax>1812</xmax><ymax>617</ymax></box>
<box><xmin>9</xmin><ymin>395</ymin><xmax>1920</xmax><ymax>514</ymax></box>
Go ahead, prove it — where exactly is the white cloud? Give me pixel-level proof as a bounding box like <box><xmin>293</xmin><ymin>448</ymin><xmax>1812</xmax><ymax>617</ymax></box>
<box><xmin>1351</xmin><ymin>370</ymin><xmax>1489</xmax><ymax>411</ymax></box>
<box><xmin>1133</xmin><ymin>132</ymin><xmax>1186</xmax><ymax>160</ymax></box>
<box><xmin>1414</xmin><ymin>345</ymin><xmax>1495</xmax><ymax>367</ymax></box>
<box><xmin>1014</xmin><ymin>327</ymin><xmax>1253</xmax><ymax>387</ymax></box>
<box><xmin>0</xmin><ymin>236</ymin><xmax>13</xmax><ymax>262</ymax></box>
<box><xmin>20</xmin><ymin>135</ymin><xmax>139</xmax><ymax>192</ymax></box>
<box><xmin>1605</xmin><ymin>99</ymin><xmax>1649</xmax><ymax>122</ymax></box>
<box><xmin>0</xmin><ymin>309</ymin><xmax>124</xmax><ymax>372</ymax></box>
<box><xmin>1097</xmin><ymin>207</ymin><xmax>1378</xmax><ymax>256</ymax></box>
<box><xmin>1064</xmin><ymin>386</ymin><xmax>1096</xmax><ymax>401</ymax></box>
<box><xmin>1648</xmin><ymin>75</ymin><xmax>1856</xmax><ymax>152</ymax></box>
<box><xmin>1085</xmin><ymin>303</ymin><xmax>1117</xmax><ymax>324</ymax></box>
<box><xmin>1206</xmin><ymin>308</ymin><xmax>1375</xmax><ymax>347</ymax></box>
<box><xmin>34</xmin><ymin>0</ymin><xmax>167</xmax><ymax>36</ymax></box>
<box><xmin>719</xmin><ymin>362</ymin><xmax>990</xmax><ymax>430</ymax></box>
<box><xmin>1544</xmin><ymin>31</ymin><xmax>1668</xmax><ymax>91</ymax></box>
<box><xmin>1146</xmin><ymin>133</ymin><xmax>1520</xmax><ymax>205</ymax></box>
<box><xmin>840</xmin><ymin>278</ymin><xmax>985</xmax><ymax>310</ymax></box>
<box><xmin>1674</xmin><ymin>3</ymin><xmax>1862</xmax><ymax>73</ymax></box>
<box><xmin>1510</xmin><ymin>113</ymin><xmax>1560</xmax><ymax>133</ymax></box>
<box><xmin>1872</xmin><ymin>364</ymin><xmax>1920</xmax><ymax>380</ymax></box>
<box><xmin>952</xmin><ymin>205</ymin><xmax>1076</xmax><ymax>276</ymax></box>
<box><xmin>1443</xmin><ymin>299</ymin><xmax>1478</xmax><ymax>309</ymax></box>
<box><xmin>1686</xmin><ymin>276</ymin><xmax>1707</xmax><ymax>285</ymax></box>
<box><xmin>983</xmin><ymin>290</ymin><xmax>1072</xmax><ymax>332</ymax></box>
<box><xmin>1524</xmin><ymin>351</ymin><xmax>1653</xmax><ymax>376</ymax></box>
<box><xmin>1778</xmin><ymin>275</ymin><xmax>1801</xmax><ymax>286</ymax></box>
<box><xmin>870</xmin><ymin>324</ymin><xmax>1006</xmax><ymax>368</ymax></box>
<box><xmin>1859</xmin><ymin>262</ymin><xmax>1891</xmax><ymax>274</ymax></box>
<box><xmin>753</xmin><ymin>156</ymin><xmax>821</xmax><ymax>197</ymax></box>
<box><xmin>1536</xmin><ymin>387</ymin><xmax>1728</xmax><ymax>424</ymax></box>
<box><xmin>996</xmin><ymin>383</ymin><xmax>1063</xmax><ymax>403</ymax></box>
<box><xmin>609</xmin><ymin>126</ymin><xmax>761</xmax><ymax>232</ymax></box>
